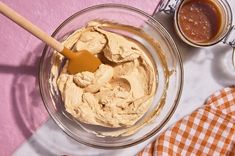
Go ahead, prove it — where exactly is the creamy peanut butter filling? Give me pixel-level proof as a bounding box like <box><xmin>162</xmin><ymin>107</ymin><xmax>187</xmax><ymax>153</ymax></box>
<box><xmin>51</xmin><ymin>21</ymin><xmax>170</xmax><ymax>137</ymax></box>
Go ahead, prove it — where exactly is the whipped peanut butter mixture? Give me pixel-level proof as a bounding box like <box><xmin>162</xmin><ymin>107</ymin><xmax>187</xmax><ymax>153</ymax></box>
<box><xmin>56</xmin><ymin>22</ymin><xmax>156</xmax><ymax>128</ymax></box>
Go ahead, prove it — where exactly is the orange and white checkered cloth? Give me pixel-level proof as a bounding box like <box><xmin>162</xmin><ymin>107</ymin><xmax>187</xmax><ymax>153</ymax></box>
<box><xmin>138</xmin><ymin>87</ymin><xmax>235</xmax><ymax>156</ymax></box>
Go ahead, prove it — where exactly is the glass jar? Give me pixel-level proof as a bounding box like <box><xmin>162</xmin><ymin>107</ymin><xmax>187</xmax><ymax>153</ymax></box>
<box><xmin>155</xmin><ymin>0</ymin><xmax>235</xmax><ymax>66</ymax></box>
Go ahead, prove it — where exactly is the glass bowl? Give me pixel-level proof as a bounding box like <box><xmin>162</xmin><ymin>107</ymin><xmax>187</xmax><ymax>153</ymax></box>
<box><xmin>39</xmin><ymin>4</ymin><xmax>183</xmax><ymax>149</ymax></box>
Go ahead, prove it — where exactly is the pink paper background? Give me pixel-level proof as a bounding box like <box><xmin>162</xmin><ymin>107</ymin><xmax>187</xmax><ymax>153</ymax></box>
<box><xmin>0</xmin><ymin>0</ymin><xmax>158</xmax><ymax>155</ymax></box>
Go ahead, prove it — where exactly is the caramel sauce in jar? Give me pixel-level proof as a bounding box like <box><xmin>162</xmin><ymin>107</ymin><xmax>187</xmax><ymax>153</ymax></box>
<box><xmin>178</xmin><ymin>0</ymin><xmax>222</xmax><ymax>43</ymax></box>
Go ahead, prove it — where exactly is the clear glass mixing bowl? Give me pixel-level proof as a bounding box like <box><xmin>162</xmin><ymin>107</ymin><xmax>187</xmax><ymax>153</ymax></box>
<box><xmin>39</xmin><ymin>4</ymin><xmax>183</xmax><ymax>149</ymax></box>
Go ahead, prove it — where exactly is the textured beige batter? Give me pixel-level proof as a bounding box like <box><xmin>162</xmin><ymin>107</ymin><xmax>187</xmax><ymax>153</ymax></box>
<box><xmin>56</xmin><ymin>22</ymin><xmax>156</xmax><ymax>128</ymax></box>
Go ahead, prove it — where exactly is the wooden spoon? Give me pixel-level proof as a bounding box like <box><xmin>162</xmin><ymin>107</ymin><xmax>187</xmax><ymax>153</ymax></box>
<box><xmin>0</xmin><ymin>2</ymin><xmax>101</xmax><ymax>74</ymax></box>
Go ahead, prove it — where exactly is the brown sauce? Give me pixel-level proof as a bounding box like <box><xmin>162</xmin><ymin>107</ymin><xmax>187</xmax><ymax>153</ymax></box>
<box><xmin>178</xmin><ymin>0</ymin><xmax>222</xmax><ymax>43</ymax></box>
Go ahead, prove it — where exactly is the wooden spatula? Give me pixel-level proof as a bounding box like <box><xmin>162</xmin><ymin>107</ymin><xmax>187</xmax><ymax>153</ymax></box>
<box><xmin>0</xmin><ymin>2</ymin><xmax>101</xmax><ymax>74</ymax></box>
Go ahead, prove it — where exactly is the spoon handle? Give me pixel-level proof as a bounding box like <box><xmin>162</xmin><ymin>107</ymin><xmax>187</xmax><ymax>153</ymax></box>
<box><xmin>0</xmin><ymin>2</ymin><xmax>64</xmax><ymax>52</ymax></box>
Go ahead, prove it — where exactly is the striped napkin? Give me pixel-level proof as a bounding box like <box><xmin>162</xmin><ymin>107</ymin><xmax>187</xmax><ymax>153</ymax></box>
<box><xmin>138</xmin><ymin>87</ymin><xmax>235</xmax><ymax>156</ymax></box>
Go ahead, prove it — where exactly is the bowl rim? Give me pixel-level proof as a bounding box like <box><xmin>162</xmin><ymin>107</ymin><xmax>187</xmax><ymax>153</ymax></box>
<box><xmin>39</xmin><ymin>3</ymin><xmax>184</xmax><ymax>149</ymax></box>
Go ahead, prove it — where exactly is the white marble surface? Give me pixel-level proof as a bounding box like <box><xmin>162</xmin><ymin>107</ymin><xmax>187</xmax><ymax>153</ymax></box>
<box><xmin>14</xmin><ymin>0</ymin><xmax>235</xmax><ymax>155</ymax></box>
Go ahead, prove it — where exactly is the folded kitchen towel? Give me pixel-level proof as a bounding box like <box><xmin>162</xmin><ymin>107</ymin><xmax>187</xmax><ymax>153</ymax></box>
<box><xmin>138</xmin><ymin>87</ymin><xmax>235</xmax><ymax>156</ymax></box>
